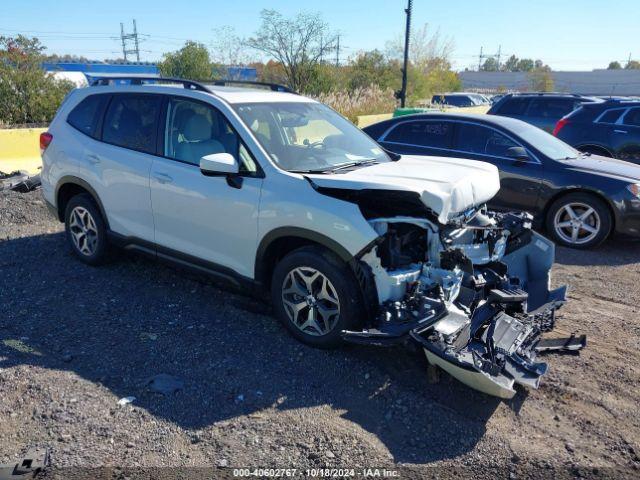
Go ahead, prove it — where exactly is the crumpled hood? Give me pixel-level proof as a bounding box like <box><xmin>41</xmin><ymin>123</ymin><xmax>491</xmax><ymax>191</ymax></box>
<box><xmin>563</xmin><ymin>154</ymin><xmax>640</xmax><ymax>182</ymax></box>
<box><xmin>306</xmin><ymin>155</ymin><xmax>500</xmax><ymax>224</ymax></box>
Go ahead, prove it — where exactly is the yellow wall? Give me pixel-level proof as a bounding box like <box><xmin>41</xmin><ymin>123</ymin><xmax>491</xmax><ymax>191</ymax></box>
<box><xmin>0</xmin><ymin>128</ymin><xmax>46</xmax><ymax>174</ymax></box>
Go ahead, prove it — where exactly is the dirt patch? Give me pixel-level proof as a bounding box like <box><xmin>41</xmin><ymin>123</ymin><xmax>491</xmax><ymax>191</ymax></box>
<box><xmin>1</xmin><ymin>190</ymin><xmax>639</xmax><ymax>478</ymax></box>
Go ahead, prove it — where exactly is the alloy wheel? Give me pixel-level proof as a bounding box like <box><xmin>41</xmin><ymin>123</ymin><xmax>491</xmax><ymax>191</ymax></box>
<box><xmin>68</xmin><ymin>206</ymin><xmax>99</xmax><ymax>256</ymax></box>
<box><xmin>281</xmin><ymin>267</ymin><xmax>340</xmax><ymax>336</ymax></box>
<box><xmin>553</xmin><ymin>202</ymin><xmax>601</xmax><ymax>246</ymax></box>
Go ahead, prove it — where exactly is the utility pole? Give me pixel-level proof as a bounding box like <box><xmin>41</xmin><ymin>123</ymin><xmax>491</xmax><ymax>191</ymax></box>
<box><xmin>400</xmin><ymin>0</ymin><xmax>412</xmax><ymax>108</ymax></box>
<box><xmin>120</xmin><ymin>19</ymin><xmax>141</xmax><ymax>62</ymax></box>
<box><xmin>335</xmin><ymin>34</ymin><xmax>340</xmax><ymax>67</ymax></box>
<box><xmin>496</xmin><ymin>45</ymin><xmax>502</xmax><ymax>70</ymax></box>
<box><xmin>478</xmin><ymin>46</ymin><xmax>483</xmax><ymax>70</ymax></box>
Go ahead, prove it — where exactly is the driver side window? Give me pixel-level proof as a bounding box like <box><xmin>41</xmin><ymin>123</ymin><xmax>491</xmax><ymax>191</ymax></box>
<box><xmin>164</xmin><ymin>98</ymin><xmax>258</xmax><ymax>174</ymax></box>
<box><xmin>455</xmin><ymin>123</ymin><xmax>519</xmax><ymax>158</ymax></box>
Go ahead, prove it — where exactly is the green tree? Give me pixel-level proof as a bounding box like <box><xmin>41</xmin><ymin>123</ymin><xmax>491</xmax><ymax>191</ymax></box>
<box><xmin>608</xmin><ymin>61</ymin><xmax>622</xmax><ymax>70</ymax></box>
<box><xmin>503</xmin><ymin>55</ymin><xmax>519</xmax><ymax>72</ymax></box>
<box><xmin>0</xmin><ymin>35</ymin><xmax>74</xmax><ymax>126</ymax></box>
<box><xmin>516</xmin><ymin>58</ymin><xmax>535</xmax><ymax>72</ymax></box>
<box><xmin>481</xmin><ymin>57</ymin><xmax>499</xmax><ymax>71</ymax></box>
<box><xmin>245</xmin><ymin>10</ymin><xmax>337</xmax><ymax>93</ymax></box>
<box><xmin>347</xmin><ymin>50</ymin><xmax>398</xmax><ymax>91</ymax></box>
<box><xmin>158</xmin><ymin>41</ymin><xmax>214</xmax><ymax>80</ymax></box>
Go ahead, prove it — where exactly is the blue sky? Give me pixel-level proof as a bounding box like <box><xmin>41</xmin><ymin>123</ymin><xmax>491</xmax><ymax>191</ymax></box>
<box><xmin>1</xmin><ymin>0</ymin><xmax>637</xmax><ymax>71</ymax></box>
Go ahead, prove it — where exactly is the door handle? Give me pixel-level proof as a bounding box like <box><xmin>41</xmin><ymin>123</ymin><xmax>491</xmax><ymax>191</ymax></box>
<box><xmin>614</xmin><ymin>129</ymin><xmax>628</xmax><ymax>134</ymax></box>
<box><xmin>87</xmin><ymin>154</ymin><xmax>101</xmax><ymax>165</ymax></box>
<box><xmin>153</xmin><ymin>172</ymin><xmax>173</xmax><ymax>184</ymax></box>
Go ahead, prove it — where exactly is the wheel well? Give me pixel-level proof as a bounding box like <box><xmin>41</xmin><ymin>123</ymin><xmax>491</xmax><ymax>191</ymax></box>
<box><xmin>576</xmin><ymin>144</ymin><xmax>613</xmax><ymax>157</ymax></box>
<box><xmin>256</xmin><ymin>236</ymin><xmax>327</xmax><ymax>289</ymax></box>
<box><xmin>55</xmin><ymin>181</ymin><xmax>108</xmax><ymax>227</ymax></box>
<box><xmin>56</xmin><ymin>183</ymin><xmax>90</xmax><ymax>221</ymax></box>
<box><xmin>542</xmin><ymin>188</ymin><xmax>616</xmax><ymax>233</ymax></box>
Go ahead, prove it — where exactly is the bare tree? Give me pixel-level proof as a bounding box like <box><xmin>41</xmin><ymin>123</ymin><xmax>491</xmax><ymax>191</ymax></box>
<box><xmin>385</xmin><ymin>23</ymin><xmax>454</xmax><ymax>71</ymax></box>
<box><xmin>210</xmin><ymin>26</ymin><xmax>253</xmax><ymax>67</ymax></box>
<box><xmin>244</xmin><ymin>9</ymin><xmax>337</xmax><ymax>92</ymax></box>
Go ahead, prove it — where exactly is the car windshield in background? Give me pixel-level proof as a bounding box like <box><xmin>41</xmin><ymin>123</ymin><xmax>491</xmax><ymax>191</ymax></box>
<box><xmin>510</xmin><ymin>121</ymin><xmax>580</xmax><ymax>160</ymax></box>
<box><xmin>233</xmin><ymin>102</ymin><xmax>390</xmax><ymax>172</ymax></box>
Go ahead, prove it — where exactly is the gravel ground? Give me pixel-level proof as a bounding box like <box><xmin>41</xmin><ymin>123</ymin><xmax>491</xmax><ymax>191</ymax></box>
<box><xmin>1</xmin><ymin>189</ymin><xmax>640</xmax><ymax>479</ymax></box>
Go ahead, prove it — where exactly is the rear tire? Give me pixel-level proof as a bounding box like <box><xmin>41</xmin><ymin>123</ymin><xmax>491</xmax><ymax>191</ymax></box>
<box><xmin>577</xmin><ymin>145</ymin><xmax>613</xmax><ymax>158</ymax></box>
<box><xmin>64</xmin><ymin>193</ymin><xmax>110</xmax><ymax>265</ymax></box>
<box><xmin>545</xmin><ymin>192</ymin><xmax>611</xmax><ymax>249</ymax></box>
<box><xmin>270</xmin><ymin>246</ymin><xmax>364</xmax><ymax>348</ymax></box>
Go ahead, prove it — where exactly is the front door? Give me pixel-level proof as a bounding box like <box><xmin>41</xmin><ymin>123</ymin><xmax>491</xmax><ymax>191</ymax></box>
<box><xmin>150</xmin><ymin>97</ymin><xmax>263</xmax><ymax>279</ymax></box>
<box><xmin>452</xmin><ymin>122</ymin><xmax>544</xmax><ymax>213</ymax></box>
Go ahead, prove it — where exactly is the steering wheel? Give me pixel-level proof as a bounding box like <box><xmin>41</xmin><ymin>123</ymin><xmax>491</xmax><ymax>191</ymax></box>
<box><xmin>303</xmin><ymin>139</ymin><xmax>325</xmax><ymax>149</ymax></box>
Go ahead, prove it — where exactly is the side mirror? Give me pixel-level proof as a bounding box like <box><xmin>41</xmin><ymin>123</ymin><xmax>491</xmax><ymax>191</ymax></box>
<box><xmin>200</xmin><ymin>153</ymin><xmax>239</xmax><ymax>176</ymax></box>
<box><xmin>506</xmin><ymin>146</ymin><xmax>529</xmax><ymax>162</ymax></box>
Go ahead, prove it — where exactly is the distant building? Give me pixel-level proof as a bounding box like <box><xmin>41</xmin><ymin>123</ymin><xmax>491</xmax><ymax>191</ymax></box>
<box><xmin>459</xmin><ymin>70</ymin><xmax>640</xmax><ymax>96</ymax></box>
<box><xmin>42</xmin><ymin>62</ymin><xmax>258</xmax><ymax>84</ymax></box>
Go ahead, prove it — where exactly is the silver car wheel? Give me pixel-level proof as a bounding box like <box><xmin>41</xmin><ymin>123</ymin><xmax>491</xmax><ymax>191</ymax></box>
<box><xmin>281</xmin><ymin>266</ymin><xmax>340</xmax><ymax>336</ymax></box>
<box><xmin>553</xmin><ymin>202</ymin><xmax>601</xmax><ymax>245</ymax></box>
<box><xmin>68</xmin><ymin>206</ymin><xmax>99</xmax><ymax>256</ymax></box>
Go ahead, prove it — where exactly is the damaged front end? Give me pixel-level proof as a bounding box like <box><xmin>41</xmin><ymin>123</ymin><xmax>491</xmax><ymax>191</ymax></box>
<box><xmin>343</xmin><ymin>205</ymin><xmax>585</xmax><ymax>399</ymax></box>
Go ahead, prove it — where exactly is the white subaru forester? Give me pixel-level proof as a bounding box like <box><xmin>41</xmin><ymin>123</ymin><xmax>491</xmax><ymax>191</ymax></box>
<box><xmin>40</xmin><ymin>77</ymin><xmax>582</xmax><ymax>399</ymax></box>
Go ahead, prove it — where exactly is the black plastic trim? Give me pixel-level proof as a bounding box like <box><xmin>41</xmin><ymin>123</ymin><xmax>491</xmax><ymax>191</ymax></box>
<box><xmin>55</xmin><ymin>176</ymin><xmax>109</xmax><ymax>226</ymax></box>
<box><xmin>107</xmin><ymin>231</ymin><xmax>260</xmax><ymax>292</ymax></box>
<box><xmin>254</xmin><ymin>227</ymin><xmax>354</xmax><ymax>283</ymax></box>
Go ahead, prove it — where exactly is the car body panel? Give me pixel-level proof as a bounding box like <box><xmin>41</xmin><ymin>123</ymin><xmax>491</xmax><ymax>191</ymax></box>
<box><xmin>305</xmin><ymin>156</ymin><xmax>501</xmax><ymax>224</ymax></box>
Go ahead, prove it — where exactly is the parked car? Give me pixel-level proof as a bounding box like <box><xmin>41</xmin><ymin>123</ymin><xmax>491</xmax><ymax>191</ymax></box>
<box><xmin>40</xmin><ymin>77</ymin><xmax>582</xmax><ymax>399</ymax></box>
<box><xmin>431</xmin><ymin>92</ymin><xmax>487</xmax><ymax>107</ymax></box>
<box><xmin>553</xmin><ymin>99</ymin><xmax>640</xmax><ymax>163</ymax></box>
<box><xmin>487</xmin><ymin>93</ymin><xmax>601</xmax><ymax>132</ymax></box>
<box><xmin>363</xmin><ymin>112</ymin><xmax>640</xmax><ymax>249</ymax></box>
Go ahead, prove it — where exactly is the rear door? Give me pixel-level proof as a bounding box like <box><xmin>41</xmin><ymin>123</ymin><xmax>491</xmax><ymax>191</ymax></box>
<box><xmin>85</xmin><ymin>93</ymin><xmax>161</xmax><ymax>242</ymax></box>
<box><xmin>613</xmin><ymin>107</ymin><xmax>640</xmax><ymax>163</ymax></box>
<box><xmin>149</xmin><ymin>96</ymin><xmax>263</xmax><ymax>279</ymax></box>
<box><xmin>525</xmin><ymin>98</ymin><xmax>579</xmax><ymax>132</ymax></box>
<box><xmin>377</xmin><ymin>119</ymin><xmax>455</xmax><ymax>156</ymax></box>
<box><xmin>452</xmin><ymin>122</ymin><xmax>543</xmax><ymax>213</ymax></box>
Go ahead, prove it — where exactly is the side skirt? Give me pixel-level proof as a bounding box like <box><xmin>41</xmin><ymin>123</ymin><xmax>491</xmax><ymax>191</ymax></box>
<box><xmin>106</xmin><ymin>231</ymin><xmax>264</xmax><ymax>296</ymax></box>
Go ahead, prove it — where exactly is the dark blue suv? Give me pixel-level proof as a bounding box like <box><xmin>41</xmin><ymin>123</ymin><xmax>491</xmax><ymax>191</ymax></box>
<box><xmin>488</xmin><ymin>93</ymin><xmax>601</xmax><ymax>133</ymax></box>
<box><xmin>553</xmin><ymin>100</ymin><xmax>640</xmax><ymax>163</ymax></box>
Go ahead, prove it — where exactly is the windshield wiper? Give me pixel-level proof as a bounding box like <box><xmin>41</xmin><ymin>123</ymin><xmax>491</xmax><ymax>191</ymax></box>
<box><xmin>325</xmin><ymin>159</ymin><xmax>379</xmax><ymax>172</ymax></box>
<box><xmin>289</xmin><ymin>159</ymin><xmax>378</xmax><ymax>174</ymax></box>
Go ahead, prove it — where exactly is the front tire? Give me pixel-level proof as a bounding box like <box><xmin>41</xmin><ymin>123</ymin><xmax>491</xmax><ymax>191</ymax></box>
<box><xmin>545</xmin><ymin>192</ymin><xmax>612</xmax><ymax>249</ymax></box>
<box><xmin>64</xmin><ymin>193</ymin><xmax>109</xmax><ymax>265</ymax></box>
<box><xmin>271</xmin><ymin>246</ymin><xmax>364</xmax><ymax>348</ymax></box>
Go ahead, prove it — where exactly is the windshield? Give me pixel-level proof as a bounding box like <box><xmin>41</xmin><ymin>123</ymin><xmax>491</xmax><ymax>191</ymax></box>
<box><xmin>509</xmin><ymin>120</ymin><xmax>580</xmax><ymax>160</ymax></box>
<box><xmin>233</xmin><ymin>102</ymin><xmax>390</xmax><ymax>172</ymax></box>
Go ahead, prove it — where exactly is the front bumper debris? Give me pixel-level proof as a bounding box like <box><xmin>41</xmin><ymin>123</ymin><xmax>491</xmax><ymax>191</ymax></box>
<box><xmin>0</xmin><ymin>170</ymin><xmax>41</xmax><ymax>193</ymax></box>
<box><xmin>342</xmin><ymin>210</ymin><xmax>586</xmax><ymax>399</ymax></box>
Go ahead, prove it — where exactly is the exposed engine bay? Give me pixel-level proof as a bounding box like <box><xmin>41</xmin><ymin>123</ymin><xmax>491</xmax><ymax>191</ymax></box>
<box><xmin>342</xmin><ymin>205</ymin><xmax>586</xmax><ymax>399</ymax></box>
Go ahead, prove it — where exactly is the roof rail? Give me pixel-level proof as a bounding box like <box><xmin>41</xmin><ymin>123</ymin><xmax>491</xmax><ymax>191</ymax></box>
<box><xmin>90</xmin><ymin>76</ymin><xmax>210</xmax><ymax>92</ymax></box>
<box><xmin>209</xmin><ymin>79</ymin><xmax>296</xmax><ymax>93</ymax></box>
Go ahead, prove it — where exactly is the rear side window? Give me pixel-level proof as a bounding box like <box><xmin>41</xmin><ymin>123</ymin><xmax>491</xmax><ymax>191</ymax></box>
<box><xmin>67</xmin><ymin>94</ymin><xmax>108</xmax><ymax>138</ymax></box>
<box><xmin>455</xmin><ymin>123</ymin><xmax>519</xmax><ymax>157</ymax></box>
<box><xmin>102</xmin><ymin>94</ymin><xmax>162</xmax><ymax>154</ymax></box>
<box><xmin>496</xmin><ymin>98</ymin><xmax>530</xmax><ymax>115</ymax></box>
<box><xmin>596</xmin><ymin>108</ymin><xmax>624</xmax><ymax>124</ymax></box>
<box><xmin>385</xmin><ymin>121</ymin><xmax>453</xmax><ymax>148</ymax></box>
<box><xmin>527</xmin><ymin>98</ymin><xmax>576</xmax><ymax>118</ymax></box>
<box><xmin>622</xmin><ymin>108</ymin><xmax>640</xmax><ymax>127</ymax></box>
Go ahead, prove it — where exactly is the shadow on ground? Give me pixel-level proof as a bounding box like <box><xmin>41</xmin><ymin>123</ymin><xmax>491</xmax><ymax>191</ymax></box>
<box><xmin>554</xmin><ymin>237</ymin><xmax>640</xmax><ymax>267</ymax></box>
<box><xmin>0</xmin><ymin>232</ymin><xmax>506</xmax><ymax>463</ymax></box>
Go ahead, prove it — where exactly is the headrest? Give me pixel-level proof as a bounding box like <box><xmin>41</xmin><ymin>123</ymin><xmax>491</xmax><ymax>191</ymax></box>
<box><xmin>183</xmin><ymin>113</ymin><xmax>211</xmax><ymax>142</ymax></box>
